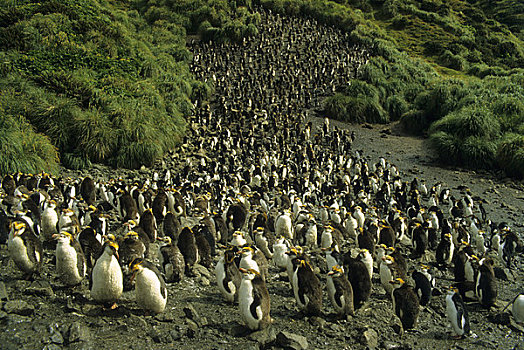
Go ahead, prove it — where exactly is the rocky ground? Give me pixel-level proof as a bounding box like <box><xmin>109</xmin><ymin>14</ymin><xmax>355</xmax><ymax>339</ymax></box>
<box><xmin>1</xmin><ymin>7</ymin><xmax>524</xmax><ymax>350</ymax></box>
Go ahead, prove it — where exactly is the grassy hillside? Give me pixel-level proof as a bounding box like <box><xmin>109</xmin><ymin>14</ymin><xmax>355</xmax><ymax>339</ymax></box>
<box><xmin>0</xmin><ymin>0</ymin><xmax>257</xmax><ymax>173</ymax></box>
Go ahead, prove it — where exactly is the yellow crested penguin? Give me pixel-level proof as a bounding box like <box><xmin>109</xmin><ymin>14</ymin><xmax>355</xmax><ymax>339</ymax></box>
<box><xmin>129</xmin><ymin>258</ymin><xmax>167</xmax><ymax>314</ymax></box>
<box><xmin>238</xmin><ymin>246</ymin><xmax>268</xmax><ymax>282</ymax></box>
<box><xmin>357</xmin><ymin>248</ymin><xmax>373</xmax><ymax>281</ymax></box>
<box><xmin>77</xmin><ymin>226</ymin><xmax>102</xmax><ymax>270</ymax></box>
<box><xmin>380</xmin><ymin>255</ymin><xmax>399</xmax><ymax>295</ymax></box>
<box><xmin>342</xmin><ymin>253</ymin><xmax>372</xmax><ymax>307</ymax></box>
<box><xmin>238</xmin><ymin>268</ymin><xmax>271</xmax><ymax>330</ymax></box>
<box><xmin>158</xmin><ymin>236</ymin><xmax>185</xmax><ymax>283</ymax></box>
<box><xmin>254</xmin><ymin>226</ymin><xmax>273</xmax><ymax>259</ymax></box>
<box><xmin>91</xmin><ymin>240</ymin><xmax>123</xmax><ymax>309</ymax></box>
<box><xmin>139</xmin><ymin>208</ymin><xmax>157</xmax><ymax>242</ymax></box>
<box><xmin>412</xmin><ymin>265</ymin><xmax>434</xmax><ymax>307</ymax></box>
<box><xmin>475</xmin><ymin>258</ymin><xmax>497</xmax><ymax>308</ymax></box>
<box><xmin>292</xmin><ymin>259</ymin><xmax>323</xmax><ymax>316</ymax></box>
<box><xmin>54</xmin><ymin>231</ymin><xmax>86</xmax><ymax>286</ymax></box>
<box><xmin>215</xmin><ymin>246</ymin><xmax>242</xmax><ymax>303</ymax></box>
<box><xmin>8</xmin><ymin>221</ymin><xmax>43</xmax><ymax>278</ymax></box>
<box><xmin>446</xmin><ymin>286</ymin><xmax>470</xmax><ymax>339</ymax></box>
<box><xmin>119</xmin><ymin>230</ymin><xmax>147</xmax><ymax>291</ymax></box>
<box><xmin>41</xmin><ymin>199</ymin><xmax>59</xmax><ymax>242</ymax></box>
<box><xmin>80</xmin><ymin>176</ymin><xmax>96</xmax><ymax>205</ymax></box>
<box><xmin>390</xmin><ymin>278</ymin><xmax>419</xmax><ymax>331</ymax></box>
<box><xmin>327</xmin><ymin>265</ymin><xmax>354</xmax><ymax>319</ymax></box>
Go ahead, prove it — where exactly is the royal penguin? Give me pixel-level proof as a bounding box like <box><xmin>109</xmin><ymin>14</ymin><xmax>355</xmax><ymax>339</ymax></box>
<box><xmin>380</xmin><ymin>255</ymin><xmax>399</xmax><ymax>295</ymax></box>
<box><xmin>8</xmin><ymin>221</ymin><xmax>43</xmax><ymax>278</ymax></box>
<box><xmin>275</xmin><ymin>209</ymin><xmax>293</xmax><ymax>240</ymax></box>
<box><xmin>342</xmin><ymin>253</ymin><xmax>372</xmax><ymax>307</ymax></box>
<box><xmin>139</xmin><ymin>208</ymin><xmax>157</xmax><ymax>242</ymax></box>
<box><xmin>158</xmin><ymin>236</ymin><xmax>185</xmax><ymax>283</ymax></box>
<box><xmin>129</xmin><ymin>258</ymin><xmax>167</xmax><ymax>314</ymax></box>
<box><xmin>412</xmin><ymin>265</ymin><xmax>434</xmax><ymax>307</ymax></box>
<box><xmin>446</xmin><ymin>286</ymin><xmax>470</xmax><ymax>339</ymax></box>
<box><xmin>475</xmin><ymin>258</ymin><xmax>497</xmax><ymax>308</ymax></box>
<box><xmin>41</xmin><ymin>199</ymin><xmax>59</xmax><ymax>242</ymax></box>
<box><xmin>510</xmin><ymin>293</ymin><xmax>524</xmax><ymax>323</ymax></box>
<box><xmin>91</xmin><ymin>240</ymin><xmax>123</xmax><ymax>309</ymax></box>
<box><xmin>436</xmin><ymin>233</ymin><xmax>454</xmax><ymax>268</ymax></box>
<box><xmin>77</xmin><ymin>226</ymin><xmax>102</xmax><ymax>270</ymax></box>
<box><xmin>230</xmin><ymin>230</ymin><xmax>247</xmax><ymax>247</ymax></box>
<box><xmin>254</xmin><ymin>226</ymin><xmax>273</xmax><ymax>259</ymax></box>
<box><xmin>238</xmin><ymin>268</ymin><xmax>271</xmax><ymax>330</ymax></box>
<box><xmin>238</xmin><ymin>246</ymin><xmax>268</xmax><ymax>282</ymax></box>
<box><xmin>390</xmin><ymin>278</ymin><xmax>419</xmax><ymax>331</ymax></box>
<box><xmin>80</xmin><ymin>176</ymin><xmax>96</xmax><ymax>205</ymax></box>
<box><xmin>162</xmin><ymin>211</ymin><xmax>180</xmax><ymax>242</ymax></box>
<box><xmin>194</xmin><ymin>225</ymin><xmax>212</xmax><ymax>268</ymax></box>
<box><xmin>177</xmin><ymin>226</ymin><xmax>199</xmax><ymax>275</ymax></box>
<box><xmin>357</xmin><ymin>249</ymin><xmax>373</xmax><ymax>281</ymax></box>
<box><xmin>292</xmin><ymin>258</ymin><xmax>323</xmax><ymax>316</ymax></box>
<box><xmin>215</xmin><ymin>246</ymin><xmax>241</xmax><ymax>303</ymax></box>
<box><xmin>54</xmin><ymin>231</ymin><xmax>86</xmax><ymax>286</ymax></box>
<box><xmin>272</xmin><ymin>236</ymin><xmax>290</xmax><ymax>269</ymax></box>
<box><xmin>327</xmin><ymin>265</ymin><xmax>354</xmax><ymax>319</ymax></box>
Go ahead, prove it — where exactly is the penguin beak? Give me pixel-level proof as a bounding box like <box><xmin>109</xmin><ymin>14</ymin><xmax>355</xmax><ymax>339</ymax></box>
<box><xmin>129</xmin><ymin>271</ymin><xmax>137</xmax><ymax>283</ymax></box>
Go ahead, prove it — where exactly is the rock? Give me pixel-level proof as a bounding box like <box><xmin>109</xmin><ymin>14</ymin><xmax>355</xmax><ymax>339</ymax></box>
<box><xmin>490</xmin><ymin>312</ymin><xmax>511</xmax><ymax>325</ymax></box>
<box><xmin>0</xmin><ymin>281</ymin><xmax>8</xmax><ymax>301</ymax></box>
<box><xmin>43</xmin><ymin>344</ymin><xmax>62</xmax><ymax>350</ymax></box>
<box><xmin>68</xmin><ymin>322</ymin><xmax>90</xmax><ymax>343</ymax></box>
<box><xmin>198</xmin><ymin>276</ymin><xmax>210</xmax><ymax>286</ymax></box>
<box><xmin>382</xmin><ymin>341</ymin><xmax>402</xmax><ymax>350</ymax></box>
<box><xmin>361</xmin><ymin>328</ymin><xmax>378</xmax><ymax>348</ymax></box>
<box><xmin>309</xmin><ymin>316</ymin><xmax>327</xmax><ymax>329</ymax></box>
<box><xmin>193</xmin><ymin>264</ymin><xmax>212</xmax><ymax>278</ymax></box>
<box><xmin>170</xmin><ymin>328</ymin><xmax>184</xmax><ymax>341</ymax></box>
<box><xmin>185</xmin><ymin>318</ymin><xmax>199</xmax><ymax>338</ymax></box>
<box><xmin>183</xmin><ymin>304</ymin><xmax>200</xmax><ymax>321</ymax></box>
<box><xmin>230</xmin><ymin>324</ymin><xmax>251</xmax><ymax>337</ymax></box>
<box><xmin>50</xmin><ymin>328</ymin><xmax>64</xmax><ymax>345</ymax></box>
<box><xmin>4</xmin><ymin>300</ymin><xmax>34</xmax><ymax>316</ymax></box>
<box><xmin>26</xmin><ymin>280</ymin><xmax>54</xmax><ymax>297</ymax></box>
<box><xmin>276</xmin><ymin>331</ymin><xmax>308</xmax><ymax>350</ymax></box>
<box><xmin>493</xmin><ymin>267</ymin><xmax>514</xmax><ymax>281</ymax></box>
<box><xmin>248</xmin><ymin>326</ymin><xmax>276</xmax><ymax>346</ymax></box>
<box><xmin>150</xmin><ymin>329</ymin><xmax>171</xmax><ymax>344</ymax></box>
<box><xmin>0</xmin><ymin>310</ymin><xmax>7</xmax><ymax>320</ymax></box>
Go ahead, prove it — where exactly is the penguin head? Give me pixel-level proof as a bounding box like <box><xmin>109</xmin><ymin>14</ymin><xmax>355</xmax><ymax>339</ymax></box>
<box><xmin>382</xmin><ymin>255</ymin><xmax>395</xmax><ymax>264</ymax></box>
<box><xmin>389</xmin><ymin>278</ymin><xmax>405</xmax><ymax>289</ymax></box>
<box><xmin>105</xmin><ymin>240</ymin><xmax>119</xmax><ymax>260</ymax></box>
<box><xmin>159</xmin><ymin>236</ymin><xmax>172</xmax><ymax>246</ymax></box>
<box><xmin>53</xmin><ymin>231</ymin><xmax>74</xmax><ymax>244</ymax></box>
<box><xmin>11</xmin><ymin>221</ymin><xmax>26</xmax><ymax>236</ymax></box>
<box><xmin>328</xmin><ymin>265</ymin><xmax>344</xmax><ymax>277</ymax></box>
<box><xmin>126</xmin><ymin>231</ymin><xmax>139</xmax><ymax>240</ymax></box>
<box><xmin>447</xmin><ymin>286</ymin><xmax>459</xmax><ymax>295</ymax></box>
<box><xmin>129</xmin><ymin>257</ymin><xmax>145</xmax><ymax>272</ymax></box>
<box><xmin>239</xmin><ymin>268</ymin><xmax>259</xmax><ymax>280</ymax></box>
<box><xmin>238</xmin><ymin>246</ymin><xmax>255</xmax><ymax>257</ymax></box>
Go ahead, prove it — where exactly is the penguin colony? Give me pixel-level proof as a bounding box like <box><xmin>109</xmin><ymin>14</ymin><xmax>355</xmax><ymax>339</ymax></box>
<box><xmin>0</xmin><ymin>8</ymin><xmax>523</xmax><ymax>346</ymax></box>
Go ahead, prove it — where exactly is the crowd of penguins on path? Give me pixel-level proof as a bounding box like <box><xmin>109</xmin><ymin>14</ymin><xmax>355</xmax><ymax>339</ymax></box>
<box><xmin>1</xmin><ymin>8</ymin><xmax>523</xmax><ymax>341</ymax></box>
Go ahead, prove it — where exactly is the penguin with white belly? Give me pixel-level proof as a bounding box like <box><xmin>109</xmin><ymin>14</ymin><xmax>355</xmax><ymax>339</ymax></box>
<box><xmin>215</xmin><ymin>246</ymin><xmax>241</xmax><ymax>303</ymax></box>
<box><xmin>129</xmin><ymin>258</ymin><xmax>167</xmax><ymax>314</ymax></box>
<box><xmin>91</xmin><ymin>240</ymin><xmax>123</xmax><ymax>309</ymax></box>
<box><xmin>54</xmin><ymin>231</ymin><xmax>86</xmax><ymax>286</ymax></box>
<box><xmin>238</xmin><ymin>268</ymin><xmax>271</xmax><ymax>330</ymax></box>
<box><xmin>446</xmin><ymin>286</ymin><xmax>470</xmax><ymax>339</ymax></box>
<box><xmin>327</xmin><ymin>265</ymin><xmax>354</xmax><ymax>319</ymax></box>
<box><xmin>8</xmin><ymin>221</ymin><xmax>43</xmax><ymax>279</ymax></box>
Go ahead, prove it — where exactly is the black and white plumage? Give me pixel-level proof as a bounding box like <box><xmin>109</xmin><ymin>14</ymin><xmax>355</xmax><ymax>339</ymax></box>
<box><xmin>390</xmin><ymin>278</ymin><xmax>419</xmax><ymax>331</ymax></box>
<box><xmin>327</xmin><ymin>265</ymin><xmax>354</xmax><ymax>318</ymax></box>
<box><xmin>159</xmin><ymin>236</ymin><xmax>185</xmax><ymax>283</ymax></box>
<box><xmin>412</xmin><ymin>265</ymin><xmax>434</xmax><ymax>307</ymax></box>
<box><xmin>77</xmin><ymin>226</ymin><xmax>102</xmax><ymax>270</ymax></box>
<box><xmin>292</xmin><ymin>258</ymin><xmax>323</xmax><ymax>316</ymax></box>
<box><xmin>129</xmin><ymin>258</ymin><xmax>167</xmax><ymax>314</ymax></box>
<box><xmin>446</xmin><ymin>287</ymin><xmax>470</xmax><ymax>339</ymax></box>
<box><xmin>54</xmin><ymin>231</ymin><xmax>86</xmax><ymax>286</ymax></box>
<box><xmin>511</xmin><ymin>293</ymin><xmax>524</xmax><ymax>323</ymax></box>
<box><xmin>475</xmin><ymin>258</ymin><xmax>497</xmax><ymax>308</ymax></box>
<box><xmin>238</xmin><ymin>268</ymin><xmax>271</xmax><ymax>330</ymax></box>
<box><xmin>91</xmin><ymin>241</ymin><xmax>123</xmax><ymax>308</ymax></box>
<box><xmin>215</xmin><ymin>247</ymin><xmax>241</xmax><ymax>303</ymax></box>
<box><xmin>8</xmin><ymin>221</ymin><xmax>43</xmax><ymax>278</ymax></box>
<box><xmin>177</xmin><ymin>226</ymin><xmax>199</xmax><ymax>274</ymax></box>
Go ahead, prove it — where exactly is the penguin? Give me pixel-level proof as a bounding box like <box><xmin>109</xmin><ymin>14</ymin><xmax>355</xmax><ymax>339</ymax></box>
<box><xmin>139</xmin><ymin>208</ymin><xmax>157</xmax><ymax>242</ymax></box>
<box><xmin>390</xmin><ymin>278</ymin><xmax>419</xmax><ymax>331</ymax></box>
<box><xmin>436</xmin><ymin>233</ymin><xmax>454</xmax><ymax>268</ymax></box>
<box><xmin>8</xmin><ymin>221</ymin><xmax>43</xmax><ymax>278</ymax></box>
<box><xmin>77</xmin><ymin>226</ymin><xmax>102</xmax><ymax>270</ymax></box>
<box><xmin>0</xmin><ymin>208</ymin><xmax>9</xmax><ymax>245</ymax></box>
<box><xmin>254</xmin><ymin>226</ymin><xmax>273</xmax><ymax>259</ymax></box>
<box><xmin>275</xmin><ymin>209</ymin><xmax>293</xmax><ymax>240</ymax></box>
<box><xmin>54</xmin><ymin>231</ymin><xmax>86</xmax><ymax>286</ymax></box>
<box><xmin>129</xmin><ymin>258</ymin><xmax>167</xmax><ymax>314</ymax></box>
<box><xmin>230</xmin><ymin>230</ymin><xmax>247</xmax><ymax>247</ymax></box>
<box><xmin>238</xmin><ymin>246</ymin><xmax>268</xmax><ymax>282</ymax></box>
<box><xmin>327</xmin><ymin>265</ymin><xmax>354</xmax><ymax>319</ymax></box>
<box><xmin>446</xmin><ymin>286</ymin><xmax>470</xmax><ymax>339</ymax></box>
<box><xmin>91</xmin><ymin>240</ymin><xmax>123</xmax><ymax>309</ymax></box>
<box><xmin>41</xmin><ymin>199</ymin><xmax>59</xmax><ymax>242</ymax></box>
<box><xmin>177</xmin><ymin>226</ymin><xmax>198</xmax><ymax>275</ymax></box>
<box><xmin>118</xmin><ymin>191</ymin><xmax>139</xmax><ymax>222</ymax></box>
<box><xmin>380</xmin><ymin>255</ymin><xmax>400</xmax><ymax>296</ymax></box>
<box><xmin>511</xmin><ymin>293</ymin><xmax>524</xmax><ymax>323</ymax></box>
<box><xmin>238</xmin><ymin>268</ymin><xmax>271</xmax><ymax>330</ymax></box>
<box><xmin>272</xmin><ymin>236</ymin><xmax>290</xmax><ymax>269</ymax></box>
<box><xmin>292</xmin><ymin>258</ymin><xmax>323</xmax><ymax>316</ymax></box>
<box><xmin>475</xmin><ymin>258</ymin><xmax>497</xmax><ymax>308</ymax></box>
<box><xmin>342</xmin><ymin>253</ymin><xmax>372</xmax><ymax>307</ymax></box>
<box><xmin>194</xmin><ymin>225</ymin><xmax>212</xmax><ymax>268</ymax></box>
<box><xmin>162</xmin><ymin>210</ymin><xmax>180</xmax><ymax>242</ymax></box>
<box><xmin>412</xmin><ymin>265</ymin><xmax>434</xmax><ymax>307</ymax></box>
<box><xmin>411</xmin><ymin>222</ymin><xmax>428</xmax><ymax>260</ymax></box>
<box><xmin>215</xmin><ymin>246</ymin><xmax>241</xmax><ymax>303</ymax></box>
<box><xmin>80</xmin><ymin>176</ymin><xmax>96</xmax><ymax>205</ymax></box>
<box><xmin>158</xmin><ymin>236</ymin><xmax>186</xmax><ymax>283</ymax></box>
<box><xmin>357</xmin><ymin>248</ymin><xmax>373</xmax><ymax>281</ymax></box>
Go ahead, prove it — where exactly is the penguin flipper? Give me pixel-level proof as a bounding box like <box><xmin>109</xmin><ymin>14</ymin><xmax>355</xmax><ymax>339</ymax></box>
<box><xmin>249</xmin><ymin>284</ymin><xmax>263</xmax><ymax>320</ymax></box>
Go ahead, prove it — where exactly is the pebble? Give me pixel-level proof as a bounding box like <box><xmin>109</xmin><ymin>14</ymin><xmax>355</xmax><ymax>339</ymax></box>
<box><xmin>26</xmin><ymin>280</ymin><xmax>54</xmax><ymax>297</ymax></box>
<box><xmin>248</xmin><ymin>326</ymin><xmax>276</xmax><ymax>346</ymax></box>
<box><xmin>49</xmin><ymin>327</ymin><xmax>64</xmax><ymax>345</ymax></box>
<box><xmin>68</xmin><ymin>322</ymin><xmax>90</xmax><ymax>343</ymax></box>
<box><xmin>0</xmin><ymin>281</ymin><xmax>8</xmax><ymax>301</ymax></box>
<box><xmin>361</xmin><ymin>328</ymin><xmax>378</xmax><ymax>348</ymax></box>
<box><xmin>4</xmin><ymin>300</ymin><xmax>34</xmax><ymax>316</ymax></box>
<box><xmin>276</xmin><ymin>331</ymin><xmax>309</xmax><ymax>350</ymax></box>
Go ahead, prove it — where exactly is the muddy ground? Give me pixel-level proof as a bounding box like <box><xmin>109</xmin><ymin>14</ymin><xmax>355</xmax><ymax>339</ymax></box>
<box><xmin>1</xmin><ymin>119</ymin><xmax>523</xmax><ymax>350</ymax></box>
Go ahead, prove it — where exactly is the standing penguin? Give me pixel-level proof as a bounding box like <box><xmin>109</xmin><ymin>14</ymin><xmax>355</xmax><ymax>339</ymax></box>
<box><xmin>41</xmin><ymin>199</ymin><xmax>59</xmax><ymax>243</ymax></box>
<box><xmin>139</xmin><ymin>208</ymin><xmax>157</xmax><ymax>242</ymax></box>
<box><xmin>327</xmin><ymin>265</ymin><xmax>354</xmax><ymax>319</ymax></box>
<box><xmin>343</xmin><ymin>254</ymin><xmax>372</xmax><ymax>307</ymax></box>
<box><xmin>91</xmin><ymin>240</ymin><xmax>123</xmax><ymax>309</ymax></box>
<box><xmin>446</xmin><ymin>286</ymin><xmax>470</xmax><ymax>339</ymax></box>
<box><xmin>390</xmin><ymin>278</ymin><xmax>420</xmax><ymax>331</ymax></box>
<box><xmin>475</xmin><ymin>258</ymin><xmax>497</xmax><ymax>308</ymax></box>
<box><xmin>510</xmin><ymin>293</ymin><xmax>524</xmax><ymax>323</ymax></box>
<box><xmin>412</xmin><ymin>265</ymin><xmax>434</xmax><ymax>307</ymax></box>
<box><xmin>129</xmin><ymin>258</ymin><xmax>167</xmax><ymax>314</ymax></box>
<box><xmin>8</xmin><ymin>221</ymin><xmax>43</xmax><ymax>279</ymax></box>
<box><xmin>292</xmin><ymin>259</ymin><xmax>323</xmax><ymax>316</ymax></box>
<box><xmin>238</xmin><ymin>268</ymin><xmax>271</xmax><ymax>330</ymax></box>
<box><xmin>77</xmin><ymin>226</ymin><xmax>102</xmax><ymax>270</ymax></box>
<box><xmin>215</xmin><ymin>247</ymin><xmax>241</xmax><ymax>303</ymax></box>
<box><xmin>436</xmin><ymin>233</ymin><xmax>454</xmax><ymax>268</ymax></box>
<box><xmin>80</xmin><ymin>176</ymin><xmax>96</xmax><ymax>205</ymax></box>
<box><xmin>177</xmin><ymin>226</ymin><xmax>198</xmax><ymax>275</ymax></box>
<box><xmin>159</xmin><ymin>236</ymin><xmax>185</xmax><ymax>283</ymax></box>
<box><xmin>54</xmin><ymin>231</ymin><xmax>86</xmax><ymax>286</ymax></box>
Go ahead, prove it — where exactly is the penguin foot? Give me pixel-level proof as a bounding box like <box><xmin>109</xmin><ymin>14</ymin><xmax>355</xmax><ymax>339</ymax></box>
<box><xmin>108</xmin><ymin>302</ymin><xmax>119</xmax><ymax>310</ymax></box>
